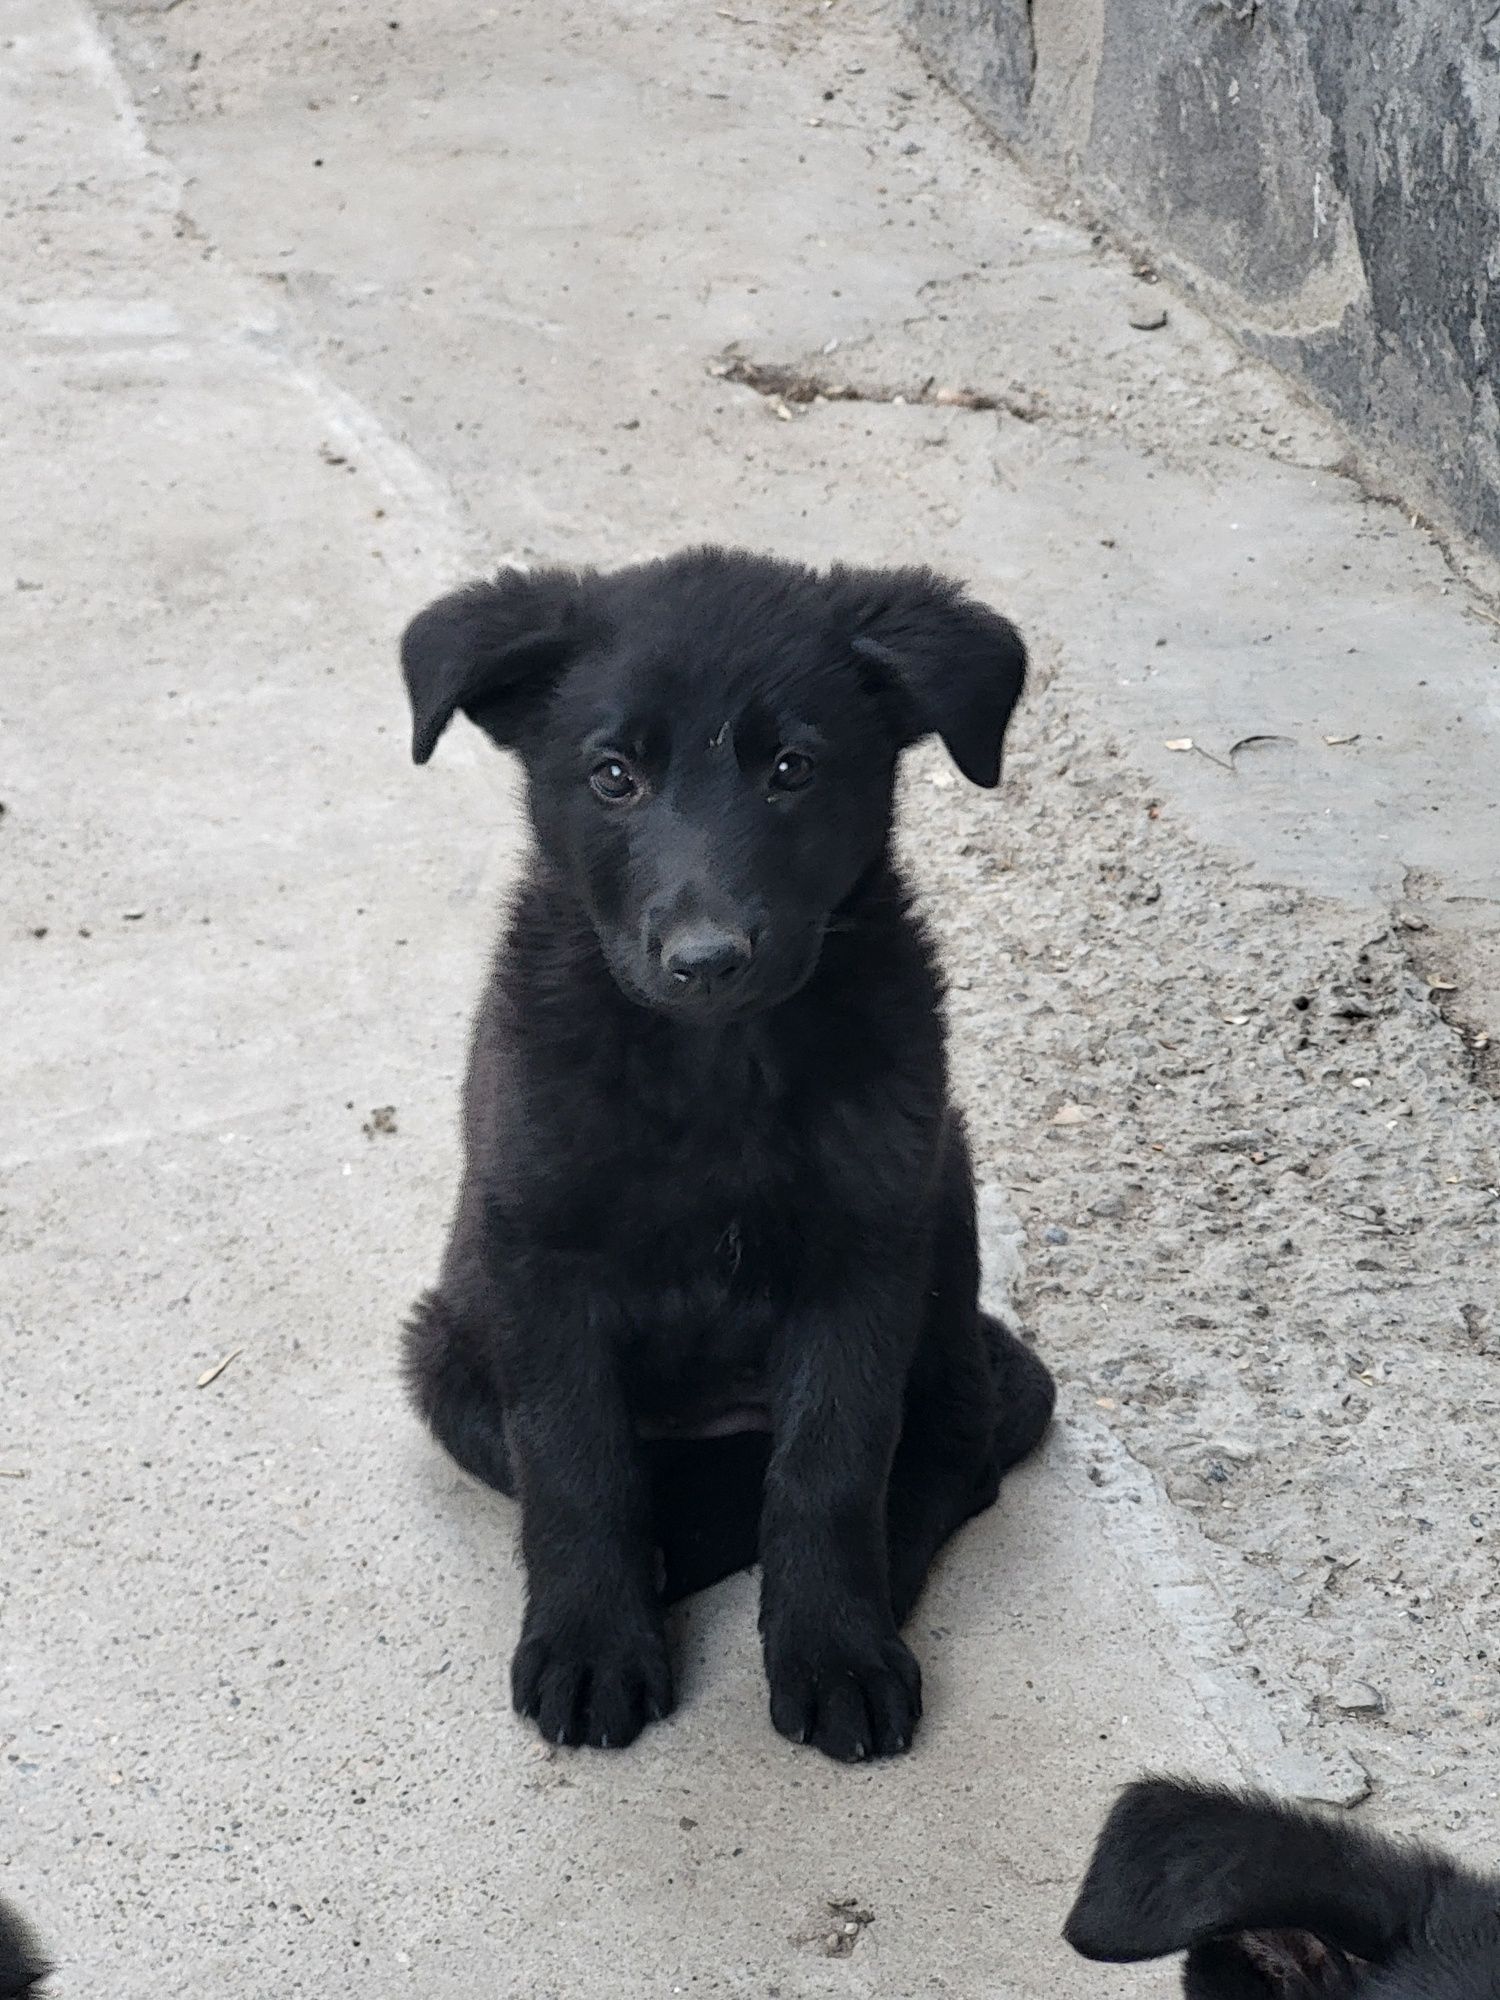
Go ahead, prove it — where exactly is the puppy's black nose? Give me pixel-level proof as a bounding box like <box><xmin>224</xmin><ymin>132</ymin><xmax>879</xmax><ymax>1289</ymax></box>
<box><xmin>661</xmin><ymin>923</ymin><xmax>754</xmax><ymax>990</ymax></box>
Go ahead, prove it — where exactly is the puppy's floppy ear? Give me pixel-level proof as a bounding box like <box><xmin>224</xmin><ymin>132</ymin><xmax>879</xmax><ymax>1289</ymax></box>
<box><xmin>0</xmin><ymin>1896</ymin><xmax>51</xmax><ymax>1997</ymax></box>
<box><xmin>1064</xmin><ymin>1778</ymin><xmax>1443</xmax><ymax>1998</ymax></box>
<box><xmin>400</xmin><ymin>567</ymin><xmax>590</xmax><ymax>765</ymax></box>
<box><xmin>832</xmin><ymin>564</ymin><xmax>1026</xmax><ymax>788</ymax></box>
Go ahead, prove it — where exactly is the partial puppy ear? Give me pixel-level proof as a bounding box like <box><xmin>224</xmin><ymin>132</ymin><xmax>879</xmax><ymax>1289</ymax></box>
<box><xmin>1065</xmin><ymin>1778</ymin><xmax>1441</xmax><ymax>1998</ymax></box>
<box><xmin>0</xmin><ymin>1896</ymin><xmax>51</xmax><ymax>1997</ymax></box>
<box><xmin>832</xmin><ymin>564</ymin><xmax>1027</xmax><ymax>788</ymax></box>
<box><xmin>400</xmin><ymin>568</ymin><xmax>590</xmax><ymax>765</ymax></box>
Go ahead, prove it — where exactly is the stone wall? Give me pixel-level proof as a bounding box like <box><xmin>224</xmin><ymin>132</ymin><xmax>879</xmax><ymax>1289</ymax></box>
<box><xmin>904</xmin><ymin>0</ymin><xmax>1500</xmax><ymax>552</ymax></box>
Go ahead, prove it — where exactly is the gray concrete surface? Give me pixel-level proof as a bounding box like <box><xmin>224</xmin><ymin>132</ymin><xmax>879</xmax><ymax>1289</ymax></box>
<box><xmin>4</xmin><ymin>2</ymin><xmax>1500</xmax><ymax>1995</ymax></box>
<box><xmin>904</xmin><ymin>0</ymin><xmax>1500</xmax><ymax>562</ymax></box>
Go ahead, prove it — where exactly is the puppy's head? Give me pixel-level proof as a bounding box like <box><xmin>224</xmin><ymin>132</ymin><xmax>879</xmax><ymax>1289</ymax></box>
<box><xmin>401</xmin><ymin>547</ymin><xmax>1025</xmax><ymax>1018</ymax></box>
<box><xmin>1065</xmin><ymin>1778</ymin><xmax>1500</xmax><ymax>2000</ymax></box>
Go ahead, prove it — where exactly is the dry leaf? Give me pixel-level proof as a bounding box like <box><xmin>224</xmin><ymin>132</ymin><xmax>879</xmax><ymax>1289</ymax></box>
<box><xmin>1324</xmin><ymin>733</ymin><xmax>1361</xmax><ymax>746</ymax></box>
<box><xmin>1050</xmin><ymin>1103</ymin><xmax>1101</xmax><ymax>1126</ymax></box>
<box><xmin>1165</xmin><ymin>737</ymin><xmax>1194</xmax><ymax>752</ymax></box>
<box><xmin>1429</xmin><ymin>979</ymin><xmax>1458</xmax><ymax>993</ymax></box>
<box><xmin>0</xmin><ymin>1469</ymin><xmax>27</xmax><ymax>1480</ymax></box>
<box><xmin>1222</xmin><ymin>1013</ymin><xmax>1252</xmax><ymax>1026</ymax></box>
<box><xmin>1228</xmin><ymin>734</ymin><xmax>1294</xmax><ymax>757</ymax></box>
<box><xmin>196</xmin><ymin>1348</ymin><xmax>242</xmax><ymax>1389</ymax></box>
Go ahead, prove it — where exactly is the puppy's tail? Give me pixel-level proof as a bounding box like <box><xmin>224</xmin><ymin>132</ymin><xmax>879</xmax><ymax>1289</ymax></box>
<box><xmin>982</xmin><ymin>1312</ymin><xmax>1056</xmax><ymax>1471</ymax></box>
<box><xmin>0</xmin><ymin>1898</ymin><xmax>50</xmax><ymax>1998</ymax></box>
<box><xmin>402</xmin><ymin>1291</ymin><xmax>516</xmax><ymax>1497</ymax></box>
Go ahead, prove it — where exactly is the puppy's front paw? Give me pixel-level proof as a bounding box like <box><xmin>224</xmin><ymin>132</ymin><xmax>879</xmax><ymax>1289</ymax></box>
<box><xmin>765</xmin><ymin>1623</ymin><xmax>922</xmax><ymax>1761</ymax></box>
<box><xmin>511</xmin><ymin>1609</ymin><xmax>673</xmax><ymax>1749</ymax></box>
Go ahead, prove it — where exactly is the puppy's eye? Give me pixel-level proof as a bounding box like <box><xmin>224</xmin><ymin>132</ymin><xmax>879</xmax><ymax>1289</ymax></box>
<box><xmin>769</xmin><ymin>750</ymin><xmax>814</xmax><ymax>794</ymax></box>
<box><xmin>590</xmin><ymin>758</ymin><xmax>640</xmax><ymax>803</ymax></box>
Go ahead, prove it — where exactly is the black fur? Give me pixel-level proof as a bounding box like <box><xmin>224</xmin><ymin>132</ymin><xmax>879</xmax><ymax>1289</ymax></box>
<box><xmin>400</xmin><ymin>547</ymin><xmax>1053</xmax><ymax>1760</ymax></box>
<box><xmin>0</xmin><ymin>1900</ymin><xmax>49</xmax><ymax>1997</ymax></box>
<box><xmin>1066</xmin><ymin>1777</ymin><xmax>1500</xmax><ymax>1998</ymax></box>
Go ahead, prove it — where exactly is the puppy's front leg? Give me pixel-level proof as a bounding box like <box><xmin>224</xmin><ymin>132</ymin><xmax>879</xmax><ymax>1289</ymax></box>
<box><xmin>505</xmin><ymin>1268</ymin><xmax>671</xmax><ymax>1749</ymax></box>
<box><xmin>759</xmin><ymin>1268</ymin><xmax>922</xmax><ymax>1762</ymax></box>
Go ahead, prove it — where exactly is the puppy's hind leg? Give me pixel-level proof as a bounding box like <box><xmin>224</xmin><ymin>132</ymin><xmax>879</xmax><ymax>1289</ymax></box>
<box><xmin>983</xmin><ymin>1310</ymin><xmax>1055</xmax><ymax>1473</ymax></box>
<box><xmin>403</xmin><ymin>1289</ymin><xmax>515</xmax><ymax>1496</ymax></box>
<box><xmin>885</xmin><ymin>1310</ymin><xmax>1054</xmax><ymax>1626</ymax></box>
<box><xmin>884</xmin><ymin>1122</ymin><xmax>1054</xmax><ymax>1625</ymax></box>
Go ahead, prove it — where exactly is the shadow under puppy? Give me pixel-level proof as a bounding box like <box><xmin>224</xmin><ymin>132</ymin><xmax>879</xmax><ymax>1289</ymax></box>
<box><xmin>400</xmin><ymin>547</ymin><xmax>1054</xmax><ymax>1760</ymax></box>
<box><xmin>1066</xmin><ymin>1776</ymin><xmax>1500</xmax><ymax>1997</ymax></box>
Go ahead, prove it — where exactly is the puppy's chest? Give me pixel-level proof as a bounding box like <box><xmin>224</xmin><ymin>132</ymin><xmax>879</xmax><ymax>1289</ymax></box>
<box><xmin>585</xmin><ymin>1052</ymin><xmax>803</xmax><ymax>1367</ymax></box>
<box><xmin>596</xmin><ymin>1178</ymin><xmax>787</xmax><ymax>1444</ymax></box>
<box><xmin>596</xmin><ymin>1098</ymin><xmax>794</xmax><ymax>1290</ymax></box>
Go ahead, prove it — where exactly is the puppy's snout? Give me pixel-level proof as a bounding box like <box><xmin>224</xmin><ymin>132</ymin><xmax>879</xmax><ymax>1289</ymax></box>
<box><xmin>660</xmin><ymin>922</ymin><xmax>754</xmax><ymax>991</ymax></box>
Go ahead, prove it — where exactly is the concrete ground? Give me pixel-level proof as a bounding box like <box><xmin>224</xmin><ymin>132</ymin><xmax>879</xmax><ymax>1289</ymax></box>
<box><xmin>3</xmin><ymin>3</ymin><xmax>1498</xmax><ymax>1996</ymax></box>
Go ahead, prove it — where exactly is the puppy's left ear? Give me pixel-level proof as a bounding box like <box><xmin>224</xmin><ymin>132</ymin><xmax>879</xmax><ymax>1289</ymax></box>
<box><xmin>832</xmin><ymin>565</ymin><xmax>1026</xmax><ymax>788</ymax></box>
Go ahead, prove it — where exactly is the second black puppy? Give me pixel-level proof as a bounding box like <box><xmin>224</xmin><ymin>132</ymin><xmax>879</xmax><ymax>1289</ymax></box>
<box><xmin>401</xmin><ymin>547</ymin><xmax>1054</xmax><ymax>1761</ymax></box>
<box><xmin>1067</xmin><ymin>1775</ymin><xmax>1500</xmax><ymax>1996</ymax></box>
<box><xmin>0</xmin><ymin>1899</ymin><xmax>49</xmax><ymax>1998</ymax></box>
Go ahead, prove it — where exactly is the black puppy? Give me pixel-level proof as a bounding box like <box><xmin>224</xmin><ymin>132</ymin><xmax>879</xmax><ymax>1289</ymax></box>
<box><xmin>0</xmin><ymin>1901</ymin><xmax>48</xmax><ymax>1998</ymax></box>
<box><xmin>400</xmin><ymin>547</ymin><xmax>1054</xmax><ymax>1761</ymax></box>
<box><xmin>1066</xmin><ymin>1776</ymin><xmax>1500</xmax><ymax>1997</ymax></box>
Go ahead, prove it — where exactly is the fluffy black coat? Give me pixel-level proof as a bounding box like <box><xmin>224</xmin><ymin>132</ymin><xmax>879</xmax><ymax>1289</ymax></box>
<box><xmin>1066</xmin><ymin>1777</ymin><xmax>1500</xmax><ymax>1998</ymax></box>
<box><xmin>400</xmin><ymin>547</ymin><xmax>1054</xmax><ymax>1760</ymax></box>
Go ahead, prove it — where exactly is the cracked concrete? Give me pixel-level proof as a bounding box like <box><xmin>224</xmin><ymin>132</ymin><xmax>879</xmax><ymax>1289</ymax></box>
<box><xmin>4</xmin><ymin>1</ymin><xmax>1499</xmax><ymax>1995</ymax></box>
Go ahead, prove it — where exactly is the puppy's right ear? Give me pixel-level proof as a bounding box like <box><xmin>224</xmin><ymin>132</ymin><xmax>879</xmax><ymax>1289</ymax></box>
<box><xmin>1064</xmin><ymin>1778</ymin><xmax>1438</xmax><ymax>1998</ymax></box>
<box><xmin>0</xmin><ymin>1896</ymin><xmax>51</xmax><ymax>1997</ymax></box>
<box><xmin>400</xmin><ymin>568</ymin><xmax>589</xmax><ymax>765</ymax></box>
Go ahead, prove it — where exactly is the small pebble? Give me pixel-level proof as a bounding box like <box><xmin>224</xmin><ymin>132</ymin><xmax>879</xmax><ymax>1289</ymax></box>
<box><xmin>1043</xmin><ymin>1225</ymin><xmax>1070</xmax><ymax>1245</ymax></box>
<box><xmin>1128</xmin><ymin>306</ymin><xmax>1168</xmax><ymax>331</ymax></box>
<box><xmin>1210</xmin><ymin>1438</ymin><xmax>1256</xmax><ymax>1464</ymax></box>
<box><xmin>1333</xmin><ymin>1681</ymin><xmax>1385</xmax><ymax>1715</ymax></box>
<box><xmin>1298</xmin><ymin>1761</ymin><xmax>1373</xmax><ymax>1809</ymax></box>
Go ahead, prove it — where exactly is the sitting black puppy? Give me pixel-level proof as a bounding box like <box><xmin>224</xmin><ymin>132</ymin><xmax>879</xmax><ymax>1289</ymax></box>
<box><xmin>400</xmin><ymin>547</ymin><xmax>1054</xmax><ymax>1761</ymax></box>
<box><xmin>0</xmin><ymin>1901</ymin><xmax>49</xmax><ymax>1997</ymax></box>
<box><xmin>1065</xmin><ymin>1776</ymin><xmax>1500</xmax><ymax>1996</ymax></box>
